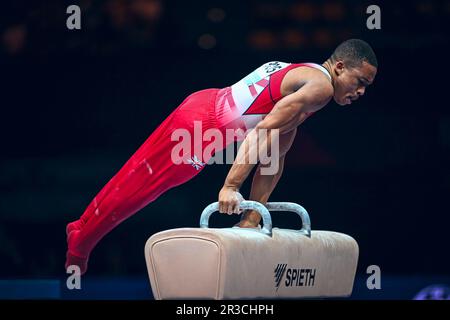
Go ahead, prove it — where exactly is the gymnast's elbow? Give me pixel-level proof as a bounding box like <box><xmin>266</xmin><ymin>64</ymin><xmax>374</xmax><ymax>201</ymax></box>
<box><xmin>254</xmin><ymin>108</ymin><xmax>300</xmax><ymax>135</ymax></box>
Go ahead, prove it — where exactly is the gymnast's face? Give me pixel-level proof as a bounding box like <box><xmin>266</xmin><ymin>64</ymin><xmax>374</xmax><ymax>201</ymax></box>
<box><xmin>332</xmin><ymin>60</ymin><xmax>377</xmax><ymax>106</ymax></box>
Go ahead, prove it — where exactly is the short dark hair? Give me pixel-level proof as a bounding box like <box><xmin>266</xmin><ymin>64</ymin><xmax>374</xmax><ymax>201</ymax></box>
<box><xmin>330</xmin><ymin>39</ymin><xmax>378</xmax><ymax>68</ymax></box>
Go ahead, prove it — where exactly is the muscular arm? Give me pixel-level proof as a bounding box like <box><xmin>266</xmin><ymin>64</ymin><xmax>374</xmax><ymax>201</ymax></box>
<box><xmin>238</xmin><ymin>129</ymin><xmax>296</xmax><ymax>226</ymax></box>
<box><xmin>219</xmin><ymin>80</ymin><xmax>331</xmax><ymax>214</ymax></box>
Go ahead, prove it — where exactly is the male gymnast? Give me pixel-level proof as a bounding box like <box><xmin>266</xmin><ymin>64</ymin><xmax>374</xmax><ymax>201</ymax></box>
<box><xmin>66</xmin><ymin>39</ymin><xmax>377</xmax><ymax>274</ymax></box>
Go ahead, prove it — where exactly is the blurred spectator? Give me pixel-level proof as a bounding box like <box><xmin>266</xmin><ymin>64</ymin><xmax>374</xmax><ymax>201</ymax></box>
<box><xmin>1</xmin><ymin>0</ymin><xmax>165</xmax><ymax>56</ymax></box>
<box><xmin>2</xmin><ymin>24</ymin><xmax>27</xmax><ymax>55</ymax></box>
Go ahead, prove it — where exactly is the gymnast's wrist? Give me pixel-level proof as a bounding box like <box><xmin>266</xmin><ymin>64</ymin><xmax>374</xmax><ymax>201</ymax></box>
<box><xmin>222</xmin><ymin>181</ymin><xmax>240</xmax><ymax>191</ymax></box>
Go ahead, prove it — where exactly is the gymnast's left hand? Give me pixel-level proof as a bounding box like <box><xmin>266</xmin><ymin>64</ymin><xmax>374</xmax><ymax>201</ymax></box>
<box><xmin>218</xmin><ymin>186</ymin><xmax>245</xmax><ymax>215</ymax></box>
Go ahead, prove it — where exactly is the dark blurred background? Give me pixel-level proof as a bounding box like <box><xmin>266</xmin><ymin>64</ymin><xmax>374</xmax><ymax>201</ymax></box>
<box><xmin>0</xmin><ymin>0</ymin><xmax>449</xmax><ymax>298</ymax></box>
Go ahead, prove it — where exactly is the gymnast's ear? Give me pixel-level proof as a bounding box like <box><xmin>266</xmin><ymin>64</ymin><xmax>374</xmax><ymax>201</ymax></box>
<box><xmin>334</xmin><ymin>60</ymin><xmax>345</xmax><ymax>76</ymax></box>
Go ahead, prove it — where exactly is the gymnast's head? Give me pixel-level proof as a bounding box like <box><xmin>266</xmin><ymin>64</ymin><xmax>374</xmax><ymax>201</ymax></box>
<box><xmin>324</xmin><ymin>39</ymin><xmax>378</xmax><ymax>106</ymax></box>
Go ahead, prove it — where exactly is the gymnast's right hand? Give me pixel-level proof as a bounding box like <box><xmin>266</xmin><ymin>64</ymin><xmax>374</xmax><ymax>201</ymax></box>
<box><xmin>218</xmin><ymin>186</ymin><xmax>245</xmax><ymax>215</ymax></box>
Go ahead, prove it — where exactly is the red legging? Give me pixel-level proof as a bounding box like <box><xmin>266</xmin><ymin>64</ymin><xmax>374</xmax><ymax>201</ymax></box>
<box><xmin>65</xmin><ymin>88</ymin><xmax>226</xmax><ymax>274</ymax></box>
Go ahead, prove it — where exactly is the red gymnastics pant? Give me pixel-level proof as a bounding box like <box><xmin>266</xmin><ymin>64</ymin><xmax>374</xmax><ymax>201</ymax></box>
<box><xmin>65</xmin><ymin>88</ymin><xmax>230</xmax><ymax>274</ymax></box>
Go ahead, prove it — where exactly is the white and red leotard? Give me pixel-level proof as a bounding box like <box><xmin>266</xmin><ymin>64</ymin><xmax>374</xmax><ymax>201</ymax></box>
<box><xmin>65</xmin><ymin>61</ymin><xmax>331</xmax><ymax>273</ymax></box>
